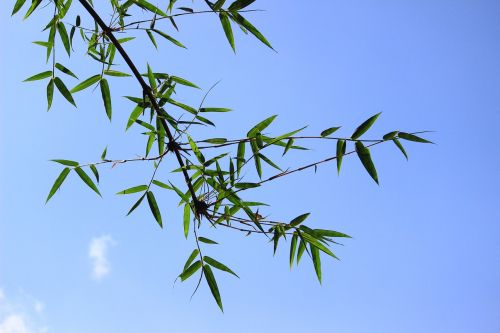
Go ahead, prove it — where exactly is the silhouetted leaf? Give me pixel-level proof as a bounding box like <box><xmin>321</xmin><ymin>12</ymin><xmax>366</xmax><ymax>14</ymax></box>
<box><xmin>355</xmin><ymin>141</ymin><xmax>378</xmax><ymax>184</ymax></box>
<box><xmin>351</xmin><ymin>112</ymin><xmax>381</xmax><ymax>139</ymax></box>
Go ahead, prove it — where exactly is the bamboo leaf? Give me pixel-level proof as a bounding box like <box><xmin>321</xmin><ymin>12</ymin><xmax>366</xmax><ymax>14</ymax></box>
<box><xmin>219</xmin><ymin>12</ymin><xmax>235</xmax><ymax>52</ymax></box>
<box><xmin>320</xmin><ymin>126</ymin><xmax>341</xmax><ymax>137</ymax></box>
<box><xmin>247</xmin><ymin>115</ymin><xmax>277</xmax><ymax>137</ymax></box>
<box><xmin>198</xmin><ymin>237</ymin><xmax>218</xmax><ymax>245</ymax></box>
<box><xmin>100</xmin><ymin>78</ymin><xmax>112</xmax><ymax>120</ymax></box>
<box><xmin>151</xmin><ymin>29</ymin><xmax>186</xmax><ymax>49</ymax></box>
<box><xmin>103</xmin><ymin>70</ymin><xmax>131</xmax><ymax>77</ymax></box>
<box><xmin>231</xmin><ymin>13</ymin><xmax>273</xmax><ymax>50</ymax></box>
<box><xmin>146</xmin><ymin>191</ymin><xmax>163</xmax><ymax>228</ymax></box>
<box><xmin>310</xmin><ymin>244</ymin><xmax>322</xmax><ymax>284</ymax></box>
<box><xmin>204</xmin><ymin>256</ymin><xmax>239</xmax><ymax>278</ymax></box>
<box><xmin>126</xmin><ymin>105</ymin><xmax>144</xmax><ymax>130</ymax></box>
<box><xmin>289</xmin><ymin>233</ymin><xmax>298</xmax><ymax>269</ymax></box>
<box><xmin>127</xmin><ymin>194</ymin><xmax>146</xmax><ymax>216</ymax></box>
<box><xmin>336</xmin><ymin>139</ymin><xmax>346</xmax><ymax>175</ymax></box>
<box><xmin>89</xmin><ymin>164</ymin><xmax>99</xmax><ymax>183</ymax></box>
<box><xmin>12</xmin><ymin>0</ymin><xmax>28</xmax><ymax>15</ymax></box>
<box><xmin>170</xmin><ymin>76</ymin><xmax>199</xmax><ymax>89</ymax></box>
<box><xmin>24</xmin><ymin>71</ymin><xmax>52</xmax><ymax>82</ymax></box>
<box><xmin>199</xmin><ymin>107</ymin><xmax>232</xmax><ymax>113</ymax></box>
<box><xmin>46</xmin><ymin>167</ymin><xmax>70</xmax><ymax>203</ymax></box>
<box><xmin>228</xmin><ymin>0</ymin><xmax>255</xmax><ymax>10</ymax></box>
<box><xmin>74</xmin><ymin>167</ymin><xmax>101</xmax><ymax>196</ymax></box>
<box><xmin>355</xmin><ymin>141</ymin><xmax>379</xmax><ymax>184</ymax></box>
<box><xmin>116</xmin><ymin>185</ymin><xmax>148</xmax><ymax>195</ymax></box>
<box><xmin>393</xmin><ymin>138</ymin><xmax>408</xmax><ymax>160</ymax></box>
<box><xmin>183</xmin><ymin>249</ymin><xmax>199</xmax><ymax>271</ymax></box>
<box><xmin>55</xmin><ymin>63</ymin><xmax>78</xmax><ymax>79</ymax></box>
<box><xmin>290</xmin><ymin>213</ymin><xmax>310</xmax><ymax>227</ymax></box>
<box><xmin>180</xmin><ymin>260</ymin><xmax>201</xmax><ymax>281</ymax></box>
<box><xmin>152</xmin><ymin>180</ymin><xmax>173</xmax><ymax>190</ymax></box>
<box><xmin>351</xmin><ymin>112</ymin><xmax>381</xmax><ymax>139</ymax></box>
<box><xmin>46</xmin><ymin>79</ymin><xmax>54</xmax><ymax>111</ymax></box>
<box><xmin>57</xmin><ymin>22</ymin><xmax>71</xmax><ymax>56</ymax></box>
<box><xmin>133</xmin><ymin>0</ymin><xmax>167</xmax><ymax>16</ymax></box>
<box><xmin>70</xmin><ymin>74</ymin><xmax>101</xmax><ymax>93</ymax></box>
<box><xmin>398</xmin><ymin>132</ymin><xmax>433</xmax><ymax>144</ymax></box>
<box><xmin>183</xmin><ymin>203</ymin><xmax>190</xmax><ymax>239</ymax></box>
<box><xmin>51</xmin><ymin>159</ymin><xmax>78</xmax><ymax>167</ymax></box>
<box><xmin>203</xmin><ymin>265</ymin><xmax>223</xmax><ymax>312</ymax></box>
<box><xmin>54</xmin><ymin>77</ymin><xmax>76</xmax><ymax>106</ymax></box>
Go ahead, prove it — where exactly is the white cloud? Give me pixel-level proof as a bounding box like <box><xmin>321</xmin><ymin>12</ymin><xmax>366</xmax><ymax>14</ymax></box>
<box><xmin>0</xmin><ymin>314</ymin><xmax>30</xmax><ymax>333</ymax></box>
<box><xmin>32</xmin><ymin>303</ymin><xmax>43</xmax><ymax>316</ymax></box>
<box><xmin>89</xmin><ymin>235</ymin><xmax>116</xmax><ymax>280</ymax></box>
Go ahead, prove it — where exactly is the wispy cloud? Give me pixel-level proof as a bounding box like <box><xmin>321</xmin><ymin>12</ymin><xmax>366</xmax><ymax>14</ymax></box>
<box><xmin>88</xmin><ymin>235</ymin><xmax>116</xmax><ymax>280</ymax></box>
<box><xmin>0</xmin><ymin>289</ymin><xmax>46</xmax><ymax>333</ymax></box>
<box><xmin>0</xmin><ymin>314</ymin><xmax>30</xmax><ymax>333</ymax></box>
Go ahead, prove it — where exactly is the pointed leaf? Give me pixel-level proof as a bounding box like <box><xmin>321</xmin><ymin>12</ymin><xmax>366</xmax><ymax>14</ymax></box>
<box><xmin>46</xmin><ymin>167</ymin><xmax>70</xmax><ymax>202</ymax></box>
<box><xmin>290</xmin><ymin>213</ymin><xmax>310</xmax><ymax>227</ymax></box>
<box><xmin>203</xmin><ymin>265</ymin><xmax>223</xmax><ymax>312</ymax></box>
<box><xmin>46</xmin><ymin>79</ymin><xmax>54</xmax><ymax>111</ymax></box>
<box><xmin>289</xmin><ymin>233</ymin><xmax>298</xmax><ymax>269</ymax></box>
<box><xmin>180</xmin><ymin>260</ymin><xmax>201</xmax><ymax>281</ymax></box>
<box><xmin>351</xmin><ymin>112</ymin><xmax>381</xmax><ymax>139</ymax></box>
<box><xmin>198</xmin><ymin>237</ymin><xmax>218</xmax><ymax>245</ymax></box>
<box><xmin>24</xmin><ymin>71</ymin><xmax>52</xmax><ymax>82</ymax></box>
<box><xmin>183</xmin><ymin>249</ymin><xmax>199</xmax><ymax>271</ymax></box>
<box><xmin>219</xmin><ymin>12</ymin><xmax>235</xmax><ymax>51</ymax></box>
<box><xmin>183</xmin><ymin>203</ymin><xmax>190</xmax><ymax>239</ymax></box>
<box><xmin>247</xmin><ymin>115</ymin><xmax>277</xmax><ymax>137</ymax></box>
<box><xmin>100</xmin><ymin>78</ymin><xmax>112</xmax><ymax>120</ymax></box>
<box><xmin>310</xmin><ymin>244</ymin><xmax>322</xmax><ymax>284</ymax></box>
<box><xmin>126</xmin><ymin>105</ymin><xmax>144</xmax><ymax>130</ymax></box>
<box><xmin>116</xmin><ymin>185</ymin><xmax>148</xmax><ymax>195</ymax></box>
<box><xmin>320</xmin><ymin>126</ymin><xmax>341</xmax><ymax>137</ymax></box>
<box><xmin>204</xmin><ymin>256</ymin><xmax>239</xmax><ymax>278</ymax></box>
<box><xmin>74</xmin><ymin>167</ymin><xmax>101</xmax><ymax>196</ymax></box>
<box><xmin>55</xmin><ymin>63</ymin><xmax>78</xmax><ymax>79</ymax></box>
<box><xmin>336</xmin><ymin>139</ymin><xmax>346</xmax><ymax>175</ymax></box>
<box><xmin>355</xmin><ymin>141</ymin><xmax>379</xmax><ymax>184</ymax></box>
<box><xmin>70</xmin><ymin>74</ymin><xmax>101</xmax><ymax>93</ymax></box>
<box><xmin>146</xmin><ymin>191</ymin><xmax>163</xmax><ymax>228</ymax></box>
<box><xmin>398</xmin><ymin>132</ymin><xmax>433</xmax><ymax>144</ymax></box>
<box><xmin>127</xmin><ymin>193</ymin><xmax>146</xmax><ymax>216</ymax></box>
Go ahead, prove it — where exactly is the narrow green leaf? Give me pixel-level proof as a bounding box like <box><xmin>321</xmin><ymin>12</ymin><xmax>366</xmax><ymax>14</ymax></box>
<box><xmin>383</xmin><ymin>131</ymin><xmax>399</xmax><ymax>141</ymax></box>
<box><xmin>103</xmin><ymin>70</ymin><xmax>131</xmax><ymax>77</ymax></box>
<box><xmin>180</xmin><ymin>260</ymin><xmax>201</xmax><ymax>281</ymax></box>
<box><xmin>183</xmin><ymin>204</ymin><xmax>190</xmax><ymax>239</ymax></box>
<box><xmin>101</xmin><ymin>146</ymin><xmax>107</xmax><ymax>160</ymax></box>
<box><xmin>310</xmin><ymin>245</ymin><xmax>322</xmax><ymax>284</ymax></box>
<box><xmin>46</xmin><ymin>167</ymin><xmax>70</xmax><ymax>203</ymax></box>
<box><xmin>227</xmin><ymin>0</ymin><xmax>255</xmax><ymax>10</ymax></box>
<box><xmin>89</xmin><ymin>164</ymin><xmax>99</xmax><ymax>183</ymax></box>
<box><xmin>236</xmin><ymin>141</ymin><xmax>245</xmax><ymax>176</ymax></box>
<box><xmin>183</xmin><ymin>249</ymin><xmax>199</xmax><ymax>271</ymax></box>
<box><xmin>351</xmin><ymin>112</ymin><xmax>381</xmax><ymax>139</ymax></box>
<box><xmin>300</xmin><ymin>230</ymin><xmax>338</xmax><ymax>259</ymax></box>
<box><xmin>146</xmin><ymin>29</ymin><xmax>158</xmax><ymax>49</ymax></box>
<box><xmin>127</xmin><ymin>193</ymin><xmax>146</xmax><ymax>216</ymax></box>
<box><xmin>204</xmin><ymin>256</ymin><xmax>239</xmax><ymax>278</ymax></box>
<box><xmin>70</xmin><ymin>74</ymin><xmax>101</xmax><ymax>93</ymax></box>
<box><xmin>202</xmin><ymin>138</ymin><xmax>227</xmax><ymax>144</ymax></box>
<box><xmin>297</xmin><ymin>239</ymin><xmax>306</xmax><ymax>265</ymax></box>
<box><xmin>12</xmin><ymin>0</ymin><xmax>28</xmax><ymax>15</ymax></box>
<box><xmin>74</xmin><ymin>167</ymin><xmax>101</xmax><ymax>196</ymax></box>
<box><xmin>231</xmin><ymin>13</ymin><xmax>273</xmax><ymax>50</ymax></box>
<box><xmin>57</xmin><ymin>22</ymin><xmax>71</xmax><ymax>56</ymax></box>
<box><xmin>199</xmin><ymin>107</ymin><xmax>232</xmax><ymax>113</ymax></box>
<box><xmin>283</xmin><ymin>138</ymin><xmax>294</xmax><ymax>156</ymax></box>
<box><xmin>146</xmin><ymin>63</ymin><xmax>156</xmax><ymax>91</ymax></box>
<box><xmin>398</xmin><ymin>132</ymin><xmax>433</xmax><ymax>144</ymax></box>
<box><xmin>247</xmin><ymin>115</ymin><xmax>277</xmax><ymax>137</ymax></box>
<box><xmin>188</xmin><ymin>135</ymin><xmax>205</xmax><ymax>164</ymax></box>
<box><xmin>336</xmin><ymin>139</ymin><xmax>346</xmax><ymax>175</ymax></box>
<box><xmin>203</xmin><ymin>265</ymin><xmax>223</xmax><ymax>312</ymax></box>
<box><xmin>314</xmin><ymin>229</ymin><xmax>351</xmax><ymax>238</ymax></box>
<box><xmin>134</xmin><ymin>0</ymin><xmax>167</xmax><ymax>16</ymax></box>
<box><xmin>259</xmin><ymin>153</ymin><xmax>282</xmax><ymax>171</ymax></box>
<box><xmin>126</xmin><ymin>105</ymin><xmax>144</xmax><ymax>130</ymax></box>
<box><xmin>51</xmin><ymin>159</ymin><xmax>78</xmax><ymax>167</ymax></box>
<box><xmin>116</xmin><ymin>185</ymin><xmax>148</xmax><ymax>195</ymax></box>
<box><xmin>198</xmin><ymin>237</ymin><xmax>218</xmax><ymax>245</ymax></box>
<box><xmin>290</xmin><ymin>213</ymin><xmax>310</xmax><ymax>227</ymax></box>
<box><xmin>170</xmin><ymin>76</ymin><xmax>199</xmax><ymax>89</ymax></box>
<box><xmin>46</xmin><ymin>79</ymin><xmax>54</xmax><ymax>111</ymax></box>
<box><xmin>289</xmin><ymin>233</ymin><xmax>298</xmax><ymax>269</ymax></box>
<box><xmin>55</xmin><ymin>63</ymin><xmax>78</xmax><ymax>79</ymax></box>
<box><xmin>393</xmin><ymin>138</ymin><xmax>408</xmax><ymax>160</ymax></box>
<box><xmin>151</xmin><ymin>29</ymin><xmax>186</xmax><ymax>49</ymax></box>
<box><xmin>234</xmin><ymin>182</ymin><xmax>260</xmax><ymax>190</ymax></box>
<box><xmin>146</xmin><ymin>191</ymin><xmax>163</xmax><ymax>228</ymax></box>
<box><xmin>320</xmin><ymin>126</ymin><xmax>341</xmax><ymax>137</ymax></box>
<box><xmin>152</xmin><ymin>180</ymin><xmax>173</xmax><ymax>190</ymax></box>
<box><xmin>219</xmin><ymin>12</ymin><xmax>235</xmax><ymax>52</ymax></box>
<box><xmin>355</xmin><ymin>141</ymin><xmax>379</xmax><ymax>184</ymax></box>
<box><xmin>100</xmin><ymin>78</ymin><xmax>112</xmax><ymax>121</ymax></box>
<box><xmin>24</xmin><ymin>0</ymin><xmax>42</xmax><ymax>19</ymax></box>
<box><xmin>54</xmin><ymin>77</ymin><xmax>76</xmax><ymax>106</ymax></box>
<box><xmin>24</xmin><ymin>71</ymin><xmax>52</xmax><ymax>82</ymax></box>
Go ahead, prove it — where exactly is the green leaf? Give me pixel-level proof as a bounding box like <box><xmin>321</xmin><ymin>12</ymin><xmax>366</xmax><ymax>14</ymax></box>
<box><xmin>183</xmin><ymin>249</ymin><xmax>199</xmax><ymax>271</ymax></box>
<box><xmin>126</xmin><ymin>105</ymin><xmax>144</xmax><ymax>130</ymax></box>
<box><xmin>188</xmin><ymin>135</ymin><xmax>205</xmax><ymax>164</ymax></box>
<box><xmin>70</xmin><ymin>74</ymin><xmax>101</xmax><ymax>93</ymax></box>
<box><xmin>383</xmin><ymin>131</ymin><xmax>399</xmax><ymax>141</ymax></box>
<box><xmin>203</xmin><ymin>265</ymin><xmax>223</xmax><ymax>312</ymax></box>
<box><xmin>133</xmin><ymin>0</ymin><xmax>167</xmax><ymax>16</ymax></box>
<box><xmin>147</xmin><ymin>63</ymin><xmax>156</xmax><ymax>91</ymax></box>
<box><xmin>180</xmin><ymin>260</ymin><xmax>201</xmax><ymax>281</ymax></box>
<box><xmin>89</xmin><ymin>164</ymin><xmax>99</xmax><ymax>183</ymax></box>
<box><xmin>355</xmin><ymin>141</ymin><xmax>379</xmax><ymax>184</ymax></box>
<box><xmin>151</xmin><ymin>29</ymin><xmax>186</xmax><ymax>49</ymax></box>
<box><xmin>103</xmin><ymin>70</ymin><xmax>131</xmax><ymax>77</ymax></box>
<box><xmin>100</xmin><ymin>78</ymin><xmax>112</xmax><ymax>120</ymax></box>
<box><xmin>219</xmin><ymin>12</ymin><xmax>235</xmax><ymax>52</ymax></box>
<box><xmin>57</xmin><ymin>22</ymin><xmax>71</xmax><ymax>56</ymax></box>
<box><xmin>299</xmin><ymin>229</ymin><xmax>338</xmax><ymax>259</ymax></box>
<box><xmin>247</xmin><ymin>115</ymin><xmax>277</xmax><ymax>137</ymax></box>
<box><xmin>46</xmin><ymin>79</ymin><xmax>54</xmax><ymax>111</ymax></box>
<box><xmin>146</xmin><ymin>29</ymin><xmax>158</xmax><ymax>49</ymax></box>
<box><xmin>101</xmin><ymin>146</ymin><xmax>107</xmax><ymax>160</ymax></box>
<box><xmin>351</xmin><ymin>112</ymin><xmax>381</xmax><ymax>139</ymax></box>
<box><xmin>310</xmin><ymin>245</ymin><xmax>322</xmax><ymax>284</ymax></box>
<box><xmin>51</xmin><ymin>159</ymin><xmax>78</xmax><ymax>167</ymax></box>
<box><xmin>170</xmin><ymin>75</ymin><xmax>199</xmax><ymax>89</ymax></box>
<box><xmin>398</xmin><ymin>132</ymin><xmax>433</xmax><ymax>144</ymax></box>
<box><xmin>198</xmin><ymin>237</ymin><xmax>218</xmax><ymax>245</ymax></box>
<box><xmin>202</xmin><ymin>138</ymin><xmax>227</xmax><ymax>144</ymax></box>
<box><xmin>74</xmin><ymin>167</ymin><xmax>101</xmax><ymax>196</ymax></box>
<box><xmin>336</xmin><ymin>139</ymin><xmax>346</xmax><ymax>175</ymax></box>
<box><xmin>236</xmin><ymin>141</ymin><xmax>245</xmax><ymax>176</ymax></box>
<box><xmin>231</xmin><ymin>13</ymin><xmax>273</xmax><ymax>50</ymax></box>
<box><xmin>392</xmin><ymin>138</ymin><xmax>408</xmax><ymax>160</ymax></box>
<box><xmin>54</xmin><ymin>77</ymin><xmax>76</xmax><ymax>106</ymax></box>
<box><xmin>290</xmin><ymin>213</ymin><xmax>310</xmax><ymax>227</ymax></box>
<box><xmin>320</xmin><ymin>126</ymin><xmax>341</xmax><ymax>137</ymax></box>
<box><xmin>152</xmin><ymin>180</ymin><xmax>173</xmax><ymax>190</ymax></box>
<box><xmin>199</xmin><ymin>107</ymin><xmax>232</xmax><ymax>113</ymax></box>
<box><xmin>297</xmin><ymin>239</ymin><xmax>306</xmax><ymax>265</ymax></box>
<box><xmin>314</xmin><ymin>229</ymin><xmax>351</xmax><ymax>238</ymax></box>
<box><xmin>289</xmin><ymin>234</ymin><xmax>298</xmax><ymax>269</ymax></box>
<box><xmin>259</xmin><ymin>153</ymin><xmax>282</xmax><ymax>171</ymax></box>
<box><xmin>24</xmin><ymin>71</ymin><xmax>52</xmax><ymax>82</ymax></box>
<box><xmin>283</xmin><ymin>138</ymin><xmax>294</xmax><ymax>156</ymax></box>
<box><xmin>183</xmin><ymin>204</ymin><xmax>190</xmax><ymax>239</ymax></box>
<box><xmin>116</xmin><ymin>185</ymin><xmax>148</xmax><ymax>195</ymax></box>
<box><xmin>127</xmin><ymin>194</ymin><xmax>146</xmax><ymax>216</ymax></box>
<box><xmin>146</xmin><ymin>191</ymin><xmax>163</xmax><ymax>228</ymax></box>
<box><xmin>228</xmin><ymin>0</ymin><xmax>255</xmax><ymax>10</ymax></box>
<box><xmin>46</xmin><ymin>167</ymin><xmax>70</xmax><ymax>203</ymax></box>
<box><xmin>24</xmin><ymin>0</ymin><xmax>42</xmax><ymax>19</ymax></box>
<box><xmin>204</xmin><ymin>256</ymin><xmax>239</xmax><ymax>278</ymax></box>
<box><xmin>234</xmin><ymin>182</ymin><xmax>260</xmax><ymax>189</ymax></box>
<box><xmin>12</xmin><ymin>0</ymin><xmax>28</xmax><ymax>15</ymax></box>
<box><xmin>55</xmin><ymin>63</ymin><xmax>78</xmax><ymax>79</ymax></box>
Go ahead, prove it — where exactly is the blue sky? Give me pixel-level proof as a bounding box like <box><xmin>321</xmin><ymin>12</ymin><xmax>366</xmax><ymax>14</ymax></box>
<box><xmin>1</xmin><ymin>1</ymin><xmax>499</xmax><ymax>332</ymax></box>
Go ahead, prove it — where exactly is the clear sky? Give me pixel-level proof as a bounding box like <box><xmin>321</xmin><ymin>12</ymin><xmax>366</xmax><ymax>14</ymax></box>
<box><xmin>1</xmin><ymin>1</ymin><xmax>499</xmax><ymax>332</ymax></box>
